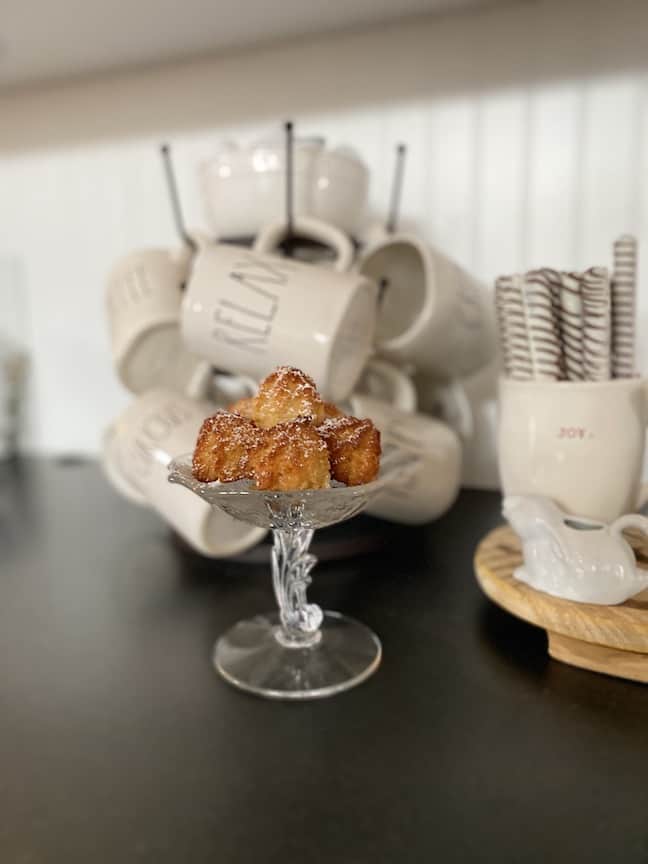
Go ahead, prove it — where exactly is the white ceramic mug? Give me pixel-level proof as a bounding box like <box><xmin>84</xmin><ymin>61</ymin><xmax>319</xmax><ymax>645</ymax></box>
<box><xmin>359</xmin><ymin>234</ymin><xmax>495</xmax><ymax>380</ymax></box>
<box><xmin>200</xmin><ymin>138</ymin><xmax>368</xmax><ymax>238</ymax></box>
<box><xmin>254</xmin><ymin>217</ymin><xmax>354</xmax><ymax>272</ymax></box>
<box><xmin>352</xmin><ymin>359</ymin><xmax>417</xmax><ymax>414</ymax></box>
<box><xmin>310</xmin><ymin>146</ymin><xmax>369</xmax><ymax>237</ymax></box>
<box><xmin>182</xmin><ymin>244</ymin><xmax>377</xmax><ymax>402</ymax></box>
<box><xmin>199</xmin><ymin>137</ymin><xmax>325</xmax><ymax>239</ymax></box>
<box><xmin>106</xmin><ymin>247</ymin><xmax>211</xmax><ymax>397</ymax></box>
<box><xmin>349</xmin><ymin>394</ymin><xmax>461</xmax><ymax>524</ymax></box>
<box><xmin>104</xmin><ymin>389</ymin><xmax>266</xmax><ymax>557</ymax></box>
<box><xmin>498</xmin><ymin>377</ymin><xmax>648</xmax><ymax>523</ymax></box>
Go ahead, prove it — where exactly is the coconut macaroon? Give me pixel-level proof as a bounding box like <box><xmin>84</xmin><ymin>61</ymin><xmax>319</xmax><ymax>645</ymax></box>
<box><xmin>253</xmin><ymin>366</ymin><xmax>325</xmax><ymax>428</ymax></box>
<box><xmin>228</xmin><ymin>396</ymin><xmax>258</xmax><ymax>421</ymax></box>
<box><xmin>192</xmin><ymin>412</ymin><xmax>264</xmax><ymax>483</ymax></box>
<box><xmin>321</xmin><ymin>401</ymin><xmax>344</xmax><ymax>422</ymax></box>
<box><xmin>251</xmin><ymin>418</ymin><xmax>331</xmax><ymax>491</ymax></box>
<box><xmin>192</xmin><ymin>412</ymin><xmax>331</xmax><ymax>491</ymax></box>
<box><xmin>192</xmin><ymin>366</ymin><xmax>381</xmax><ymax>491</ymax></box>
<box><xmin>318</xmin><ymin>416</ymin><xmax>381</xmax><ymax>486</ymax></box>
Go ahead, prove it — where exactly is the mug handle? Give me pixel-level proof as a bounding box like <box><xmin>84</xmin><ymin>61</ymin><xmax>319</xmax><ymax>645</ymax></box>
<box><xmin>254</xmin><ymin>217</ymin><xmax>354</xmax><ymax>272</ymax></box>
<box><xmin>435</xmin><ymin>380</ymin><xmax>474</xmax><ymax>440</ymax></box>
<box><xmin>101</xmin><ymin>428</ymin><xmax>148</xmax><ymax>507</ymax></box>
<box><xmin>635</xmin><ymin>422</ymin><xmax>648</xmax><ymax>510</ymax></box>
<box><xmin>361</xmin><ymin>359</ymin><xmax>418</xmax><ymax>414</ymax></box>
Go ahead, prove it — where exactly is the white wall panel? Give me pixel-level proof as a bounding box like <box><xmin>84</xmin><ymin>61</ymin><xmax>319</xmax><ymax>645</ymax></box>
<box><xmin>578</xmin><ymin>78</ymin><xmax>642</xmax><ymax>268</ymax></box>
<box><xmin>426</xmin><ymin>98</ymin><xmax>479</xmax><ymax>271</ymax></box>
<box><xmin>473</xmin><ymin>90</ymin><xmax>529</xmax><ymax>283</ymax></box>
<box><xmin>525</xmin><ymin>84</ymin><xmax>582</xmax><ymax>271</ymax></box>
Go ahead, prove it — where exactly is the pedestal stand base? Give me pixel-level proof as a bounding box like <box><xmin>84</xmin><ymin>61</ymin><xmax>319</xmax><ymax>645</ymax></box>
<box><xmin>213</xmin><ymin>611</ymin><xmax>381</xmax><ymax>700</ymax></box>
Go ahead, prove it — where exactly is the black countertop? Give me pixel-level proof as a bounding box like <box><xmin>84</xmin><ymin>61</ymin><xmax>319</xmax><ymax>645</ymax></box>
<box><xmin>1</xmin><ymin>458</ymin><xmax>647</xmax><ymax>863</ymax></box>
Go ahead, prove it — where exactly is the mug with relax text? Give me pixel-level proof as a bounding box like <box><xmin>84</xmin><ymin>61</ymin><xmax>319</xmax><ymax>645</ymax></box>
<box><xmin>498</xmin><ymin>377</ymin><xmax>648</xmax><ymax>524</ymax></box>
<box><xmin>359</xmin><ymin>233</ymin><xmax>496</xmax><ymax>381</ymax></box>
<box><xmin>106</xmin><ymin>247</ymin><xmax>211</xmax><ymax>397</ymax></box>
<box><xmin>182</xmin><ymin>244</ymin><xmax>377</xmax><ymax>402</ymax></box>
<box><xmin>349</xmin><ymin>394</ymin><xmax>461</xmax><ymax>525</ymax></box>
<box><xmin>103</xmin><ymin>389</ymin><xmax>266</xmax><ymax>557</ymax></box>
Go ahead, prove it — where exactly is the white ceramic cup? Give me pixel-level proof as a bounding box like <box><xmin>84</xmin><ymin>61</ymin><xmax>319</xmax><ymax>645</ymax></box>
<box><xmin>310</xmin><ymin>146</ymin><xmax>369</xmax><ymax>237</ymax></box>
<box><xmin>498</xmin><ymin>377</ymin><xmax>648</xmax><ymax>523</ymax></box>
<box><xmin>106</xmin><ymin>247</ymin><xmax>211</xmax><ymax>397</ymax></box>
<box><xmin>349</xmin><ymin>394</ymin><xmax>461</xmax><ymax>525</ymax></box>
<box><xmin>253</xmin><ymin>217</ymin><xmax>355</xmax><ymax>272</ymax></box>
<box><xmin>352</xmin><ymin>359</ymin><xmax>417</xmax><ymax>414</ymax></box>
<box><xmin>182</xmin><ymin>244</ymin><xmax>377</xmax><ymax>402</ymax></box>
<box><xmin>200</xmin><ymin>138</ymin><xmax>368</xmax><ymax>238</ymax></box>
<box><xmin>104</xmin><ymin>389</ymin><xmax>266</xmax><ymax>557</ymax></box>
<box><xmin>199</xmin><ymin>137</ymin><xmax>325</xmax><ymax>239</ymax></box>
<box><xmin>359</xmin><ymin>233</ymin><xmax>495</xmax><ymax>380</ymax></box>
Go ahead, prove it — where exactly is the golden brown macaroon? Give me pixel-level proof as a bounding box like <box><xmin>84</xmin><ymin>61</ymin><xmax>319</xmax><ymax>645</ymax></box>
<box><xmin>320</xmin><ymin>401</ymin><xmax>344</xmax><ymax>422</ymax></box>
<box><xmin>228</xmin><ymin>396</ymin><xmax>258</xmax><ymax>421</ymax></box>
<box><xmin>251</xmin><ymin>418</ymin><xmax>330</xmax><ymax>491</ymax></box>
<box><xmin>254</xmin><ymin>366</ymin><xmax>325</xmax><ymax>428</ymax></box>
<box><xmin>192</xmin><ymin>411</ymin><xmax>264</xmax><ymax>483</ymax></box>
<box><xmin>318</xmin><ymin>416</ymin><xmax>381</xmax><ymax>486</ymax></box>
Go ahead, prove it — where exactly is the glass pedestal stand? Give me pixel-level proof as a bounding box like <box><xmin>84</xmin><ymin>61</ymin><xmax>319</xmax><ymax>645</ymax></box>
<box><xmin>169</xmin><ymin>447</ymin><xmax>415</xmax><ymax>700</ymax></box>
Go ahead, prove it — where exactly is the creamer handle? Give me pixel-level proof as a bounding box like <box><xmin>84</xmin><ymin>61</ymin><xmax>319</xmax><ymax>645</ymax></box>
<box><xmin>611</xmin><ymin>513</ymin><xmax>648</xmax><ymax>538</ymax></box>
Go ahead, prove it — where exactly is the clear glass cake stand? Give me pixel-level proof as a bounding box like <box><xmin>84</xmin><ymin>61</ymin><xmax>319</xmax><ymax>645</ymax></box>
<box><xmin>168</xmin><ymin>446</ymin><xmax>417</xmax><ymax>700</ymax></box>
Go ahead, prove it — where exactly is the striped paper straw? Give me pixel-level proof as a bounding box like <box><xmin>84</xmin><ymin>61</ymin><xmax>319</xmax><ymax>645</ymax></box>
<box><xmin>540</xmin><ymin>268</ymin><xmax>565</xmax><ymax>377</ymax></box>
<box><xmin>495</xmin><ymin>274</ymin><xmax>533</xmax><ymax>380</ymax></box>
<box><xmin>612</xmin><ymin>234</ymin><xmax>637</xmax><ymax>378</ymax></box>
<box><xmin>523</xmin><ymin>270</ymin><xmax>562</xmax><ymax>381</ymax></box>
<box><xmin>559</xmin><ymin>271</ymin><xmax>585</xmax><ymax>381</ymax></box>
<box><xmin>582</xmin><ymin>266</ymin><xmax>611</xmax><ymax>381</ymax></box>
<box><xmin>495</xmin><ymin>275</ymin><xmax>515</xmax><ymax>376</ymax></box>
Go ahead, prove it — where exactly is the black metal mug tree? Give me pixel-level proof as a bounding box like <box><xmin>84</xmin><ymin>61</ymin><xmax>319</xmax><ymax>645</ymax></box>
<box><xmin>377</xmin><ymin>142</ymin><xmax>407</xmax><ymax>304</ymax></box>
<box><xmin>155</xmin><ymin>128</ymin><xmax>407</xmax><ymax>561</ymax></box>
<box><xmin>277</xmin><ymin>120</ymin><xmax>339</xmax><ymax>266</ymax></box>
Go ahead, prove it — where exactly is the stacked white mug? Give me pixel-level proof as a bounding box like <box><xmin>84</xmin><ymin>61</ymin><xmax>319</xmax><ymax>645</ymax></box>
<box><xmin>106</xmin><ymin>246</ymin><xmax>211</xmax><ymax>398</ymax></box>
<box><xmin>102</xmin><ymin>137</ymin><xmax>497</xmax><ymax>553</ymax></box>
<box><xmin>181</xmin><ymin>241</ymin><xmax>376</xmax><ymax>402</ymax></box>
<box><xmin>102</xmin><ymin>389</ymin><xmax>266</xmax><ymax>556</ymax></box>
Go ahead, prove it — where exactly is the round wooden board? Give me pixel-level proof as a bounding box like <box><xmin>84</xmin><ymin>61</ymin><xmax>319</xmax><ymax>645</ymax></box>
<box><xmin>474</xmin><ymin>525</ymin><xmax>648</xmax><ymax>683</ymax></box>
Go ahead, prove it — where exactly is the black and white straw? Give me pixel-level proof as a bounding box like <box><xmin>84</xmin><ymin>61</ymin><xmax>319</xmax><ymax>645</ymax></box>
<box><xmin>559</xmin><ymin>271</ymin><xmax>585</xmax><ymax>381</ymax></box>
<box><xmin>495</xmin><ymin>274</ymin><xmax>533</xmax><ymax>380</ymax></box>
<box><xmin>611</xmin><ymin>234</ymin><xmax>637</xmax><ymax>378</ymax></box>
<box><xmin>523</xmin><ymin>270</ymin><xmax>562</xmax><ymax>381</ymax></box>
<box><xmin>582</xmin><ymin>266</ymin><xmax>611</xmax><ymax>382</ymax></box>
<box><xmin>496</xmin><ymin>244</ymin><xmax>637</xmax><ymax>383</ymax></box>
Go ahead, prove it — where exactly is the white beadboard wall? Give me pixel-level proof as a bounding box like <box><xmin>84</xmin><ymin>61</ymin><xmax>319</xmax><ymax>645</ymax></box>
<box><xmin>1</xmin><ymin>0</ymin><xmax>648</xmax><ymax>488</ymax></box>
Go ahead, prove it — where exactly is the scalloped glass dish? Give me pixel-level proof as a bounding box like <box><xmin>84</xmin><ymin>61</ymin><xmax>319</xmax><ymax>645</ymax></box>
<box><xmin>168</xmin><ymin>445</ymin><xmax>418</xmax><ymax>700</ymax></box>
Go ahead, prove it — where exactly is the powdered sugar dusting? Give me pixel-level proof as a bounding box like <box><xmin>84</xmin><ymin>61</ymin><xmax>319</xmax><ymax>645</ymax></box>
<box><xmin>271</xmin><ymin>365</ymin><xmax>318</xmax><ymax>394</ymax></box>
<box><xmin>319</xmin><ymin>415</ymin><xmax>377</xmax><ymax>448</ymax></box>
